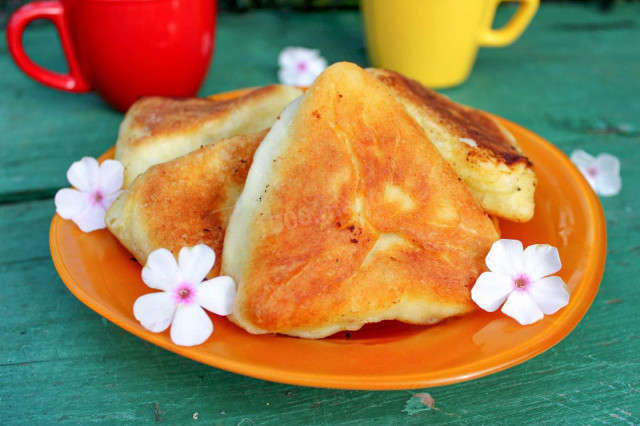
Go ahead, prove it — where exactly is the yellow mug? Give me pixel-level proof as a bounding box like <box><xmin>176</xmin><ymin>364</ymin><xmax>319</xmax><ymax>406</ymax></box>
<box><xmin>361</xmin><ymin>0</ymin><xmax>539</xmax><ymax>88</ymax></box>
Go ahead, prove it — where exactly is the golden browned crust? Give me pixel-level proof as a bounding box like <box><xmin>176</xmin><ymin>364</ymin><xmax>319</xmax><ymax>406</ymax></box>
<box><xmin>106</xmin><ymin>130</ymin><xmax>265</xmax><ymax>276</ymax></box>
<box><xmin>368</xmin><ymin>68</ymin><xmax>537</xmax><ymax>222</ymax></box>
<box><xmin>222</xmin><ymin>62</ymin><xmax>499</xmax><ymax>338</ymax></box>
<box><xmin>127</xmin><ymin>85</ymin><xmax>292</xmax><ymax>144</ymax></box>
<box><xmin>115</xmin><ymin>84</ymin><xmax>303</xmax><ymax>187</ymax></box>
<box><xmin>127</xmin><ymin>96</ymin><xmax>232</xmax><ymax>142</ymax></box>
<box><xmin>370</xmin><ymin>69</ymin><xmax>531</xmax><ymax>166</ymax></box>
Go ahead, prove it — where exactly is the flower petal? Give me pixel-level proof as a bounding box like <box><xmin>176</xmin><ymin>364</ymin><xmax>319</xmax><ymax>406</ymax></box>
<box><xmin>69</xmin><ymin>202</ymin><xmax>107</xmax><ymax>232</ymax></box>
<box><xmin>196</xmin><ymin>276</ymin><xmax>236</xmax><ymax>316</ymax></box>
<box><xmin>54</xmin><ymin>188</ymin><xmax>91</xmax><ymax>219</ymax></box>
<box><xmin>471</xmin><ymin>271</ymin><xmax>514</xmax><ymax>312</ymax></box>
<box><xmin>178</xmin><ymin>245</ymin><xmax>215</xmax><ymax>285</ymax></box>
<box><xmin>67</xmin><ymin>157</ymin><xmax>100</xmax><ymax>193</ymax></box>
<box><xmin>570</xmin><ymin>149</ymin><xmax>598</xmax><ymax>189</ymax></box>
<box><xmin>594</xmin><ymin>153</ymin><xmax>620</xmax><ymax>174</ymax></box>
<box><xmin>501</xmin><ymin>291</ymin><xmax>544</xmax><ymax>325</ymax></box>
<box><xmin>278</xmin><ymin>47</ymin><xmax>317</xmax><ymax>67</ymax></box>
<box><xmin>570</xmin><ymin>149</ymin><xmax>595</xmax><ymax>169</ymax></box>
<box><xmin>278</xmin><ymin>47</ymin><xmax>327</xmax><ymax>86</ymax></box>
<box><xmin>170</xmin><ymin>305</ymin><xmax>213</xmax><ymax>346</ymax></box>
<box><xmin>593</xmin><ymin>154</ymin><xmax>621</xmax><ymax>197</ymax></box>
<box><xmin>528</xmin><ymin>276</ymin><xmax>570</xmax><ymax>315</ymax></box>
<box><xmin>142</xmin><ymin>248</ymin><xmax>179</xmax><ymax>291</ymax></box>
<box><xmin>485</xmin><ymin>239</ymin><xmax>524</xmax><ymax>276</ymax></box>
<box><xmin>101</xmin><ymin>189</ymin><xmax>123</xmax><ymax>211</ymax></box>
<box><xmin>576</xmin><ymin>166</ymin><xmax>597</xmax><ymax>190</ymax></box>
<box><xmin>305</xmin><ymin>54</ymin><xmax>328</xmax><ymax>75</ymax></box>
<box><xmin>277</xmin><ymin>69</ymin><xmax>300</xmax><ymax>87</ymax></box>
<box><xmin>98</xmin><ymin>159</ymin><xmax>124</xmax><ymax>196</ymax></box>
<box><xmin>133</xmin><ymin>292</ymin><xmax>176</xmax><ymax>332</ymax></box>
<box><xmin>523</xmin><ymin>244</ymin><xmax>562</xmax><ymax>281</ymax></box>
<box><xmin>571</xmin><ymin>150</ymin><xmax>622</xmax><ymax>197</ymax></box>
<box><xmin>279</xmin><ymin>68</ymin><xmax>322</xmax><ymax>87</ymax></box>
<box><xmin>278</xmin><ymin>47</ymin><xmax>300</xmax><ymax>67</ymax></box>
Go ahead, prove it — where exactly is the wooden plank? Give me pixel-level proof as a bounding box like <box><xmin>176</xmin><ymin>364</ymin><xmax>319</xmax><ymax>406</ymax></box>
<box><xmin>1</xmin><ymin>4</ymin><xmax>639</xmax><ymax>425</ymax></box>
<box><xmin>0</xmin><ymin>24</ymin><xmax>122</xmax><ymax>202</ymax></box>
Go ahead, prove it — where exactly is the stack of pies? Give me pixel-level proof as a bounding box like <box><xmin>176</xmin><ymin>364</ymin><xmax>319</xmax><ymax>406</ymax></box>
<box><xmin>106</xmin><ymin>62</ymin><xmax>536</xmax><ymax>338</ymax></box>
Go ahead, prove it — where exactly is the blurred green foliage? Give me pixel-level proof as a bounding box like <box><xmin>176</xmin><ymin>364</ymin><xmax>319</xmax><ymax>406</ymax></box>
<box><xmin>0</xmin><ymin>0</ymin><xmax>632</xmax><ymax>29</ymax></box>
<box><xmin>220</xmin><ymin>0</ymin><xmax>358</xmax><ymax>11</ymax></box>
<box><xmin>219</xmin><ymin>0</ymin><xmax>622</xmax><ymax>11</ymax></box>
<box><xmin>221</xmin><ymin>0</ymin><xmax>357</xmax><ymax>11</ymax></box>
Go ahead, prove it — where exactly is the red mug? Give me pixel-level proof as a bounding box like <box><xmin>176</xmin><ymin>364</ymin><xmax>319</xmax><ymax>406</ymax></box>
<box><xmin>7</xmin><ymin>0</ymin><xmax>216</xmax><ymax>111</ymax></box>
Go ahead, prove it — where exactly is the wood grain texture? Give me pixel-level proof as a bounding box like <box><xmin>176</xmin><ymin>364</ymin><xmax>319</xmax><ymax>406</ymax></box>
<box><xmin>1</xmin><ymin>4</ymin><xmax>639</xmax><ymax>424</ymax></box>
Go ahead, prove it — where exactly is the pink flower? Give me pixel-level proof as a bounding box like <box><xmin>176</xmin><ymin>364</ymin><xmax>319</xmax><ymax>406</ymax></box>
<box><xmin>133</xmin><ymin>245</ymin><xmax>236</xmax><ymax>347</ymax></box>
<box><xmin>54</xmin><ymin>157</ymin><xmax>123</xmax><ymax>232</ymax></box>
<box><xmin>570</xmin><ymin>149</ymin><xmax>621</xmax><ymax>196</ymax></box>
<box><xmin>278</xmin><ymin>47</ymin><xmax>328</xmax><ymax>86</ymax></box>
<box><xmin>471</xmin><ymin>239</ymin><xmax>570</xmax><ymax>325</ymax></box>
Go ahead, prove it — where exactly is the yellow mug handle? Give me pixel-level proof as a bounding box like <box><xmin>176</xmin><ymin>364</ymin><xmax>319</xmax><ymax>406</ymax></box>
<box><xmin>478</xmin><ymin>0</ymin><xmax>539</xmax><ymax>47</ymax></box>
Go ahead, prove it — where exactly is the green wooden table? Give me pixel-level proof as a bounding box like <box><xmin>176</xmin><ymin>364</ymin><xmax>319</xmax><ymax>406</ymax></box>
<box><xmin>1</xmin><ymin>4</ymin><xmax>639</xmax><ymax>424</ymax></box>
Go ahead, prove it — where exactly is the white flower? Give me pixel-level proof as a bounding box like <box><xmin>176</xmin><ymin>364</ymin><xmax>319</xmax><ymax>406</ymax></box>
<box><xmin>278</xmin><ymin>47</ymin><xmax>328</xmax><ymax>86</ymax></box>
<box><xmin>133</xmin><ymin>245</ymin><xmax>236</xmax><ymax>347</ymax></box>
<box><xmin>471</xmin><ymin>239</ymin><xmax>570</xmax><ymax>325</ymax></box>
<box><xmin>54</xmin><ymin>157</ymin><xmax>124</xmax><ymax>232</ymax></box>
<box><xmin>570</xmin><ymin>149</ymin><xmax>621</xmax><ymax>196</ymax></box>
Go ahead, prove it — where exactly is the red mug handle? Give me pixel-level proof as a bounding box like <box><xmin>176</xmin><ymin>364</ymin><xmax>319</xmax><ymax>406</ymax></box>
<box><xmin>6</xmin><ymin>1</ymin><xmax>90</xmax><ymax>92</ymax></box>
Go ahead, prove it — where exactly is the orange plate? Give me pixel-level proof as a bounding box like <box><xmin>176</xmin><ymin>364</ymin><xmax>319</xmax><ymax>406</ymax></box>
<box><xmin>50</xmin><ymin>92</ymin><xmax>606</xmax><ymax>390</ymax></box>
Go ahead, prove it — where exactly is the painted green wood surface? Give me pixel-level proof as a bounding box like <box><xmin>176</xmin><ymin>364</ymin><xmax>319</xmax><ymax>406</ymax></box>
<box><xmin>1</xmin><ymin>4</ymin><xmax>639</xmax><ymax>424</ymax></box>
